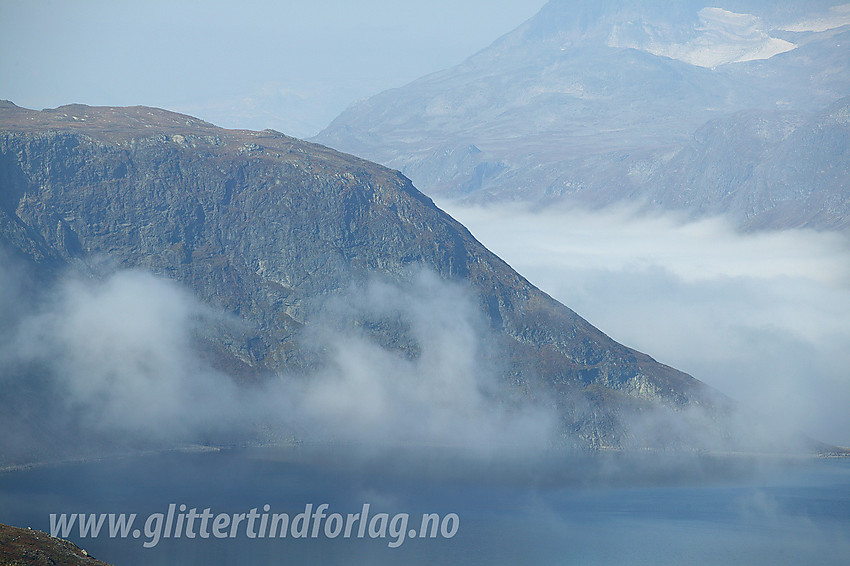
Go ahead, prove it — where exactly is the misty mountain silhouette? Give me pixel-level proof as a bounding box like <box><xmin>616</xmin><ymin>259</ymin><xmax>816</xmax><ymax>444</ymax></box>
<box><xmin>313</xmin><ymin>0</ymin><xmax>850</xmax><ymax>231</ymax></box>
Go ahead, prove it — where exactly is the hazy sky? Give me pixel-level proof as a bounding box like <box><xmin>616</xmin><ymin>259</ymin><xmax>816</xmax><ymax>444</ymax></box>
<box><xmin>0</xmin><ymin>0</ymin><xmax>546</xmax><ymax>138</ymax></box>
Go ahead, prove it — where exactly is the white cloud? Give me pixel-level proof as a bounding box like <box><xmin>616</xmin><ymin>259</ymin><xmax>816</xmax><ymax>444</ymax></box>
<box><xmin>0</xmin><ymin>263</ymin><xmax>558</xmax><ymax>461</ymax></box>
<box><xmin>441</xmin><ymin>200</ymin><xmax>850</xmax><ymax>446</ymax></box>
<box><xmin>5</xmin><ymin>269</ymin><xmax>242</xmax><ymax>441</ymax></box>
<box><xmin>276</xmin><ymin>269</ymin><xmax>558</xmax><ymax>455</ymax></box>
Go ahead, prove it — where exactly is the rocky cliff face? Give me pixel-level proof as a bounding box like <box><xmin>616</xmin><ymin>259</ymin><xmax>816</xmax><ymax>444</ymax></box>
<box><xmin>0</xmin><ymin>102</ymin><xmax>735</xmax><ymax>454</ymax></box>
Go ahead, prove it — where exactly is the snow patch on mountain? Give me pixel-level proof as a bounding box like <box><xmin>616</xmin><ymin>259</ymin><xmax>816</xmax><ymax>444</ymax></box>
<box><xmin>609</xmin><ymin>7</ymin><xmax>796</xmax><ymax>68</ymax></box>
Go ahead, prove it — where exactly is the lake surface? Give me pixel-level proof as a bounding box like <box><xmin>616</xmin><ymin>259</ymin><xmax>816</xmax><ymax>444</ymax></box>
<box><xmin>2</xmin><ymin>447</ymin><xmax>849</xmax><ymax>565</ymax></box>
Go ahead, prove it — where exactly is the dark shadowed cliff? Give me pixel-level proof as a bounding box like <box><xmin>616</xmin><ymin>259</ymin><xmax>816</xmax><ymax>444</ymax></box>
<box><xmin>0</xmin><ymin>102</ymin><xmax>748</xmax><ymax>457</ymax></box>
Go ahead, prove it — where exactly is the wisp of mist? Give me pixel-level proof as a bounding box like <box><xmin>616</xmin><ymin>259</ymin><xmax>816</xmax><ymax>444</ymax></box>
<box><xmin>0</xmin><ymin>261</ymin><xmax>558</xmax><ymax>464</ymax></box>
<box><xmin>441</xmin><ymin>200</ymin><xmax>850</xmax><ymax>447</ymax></box>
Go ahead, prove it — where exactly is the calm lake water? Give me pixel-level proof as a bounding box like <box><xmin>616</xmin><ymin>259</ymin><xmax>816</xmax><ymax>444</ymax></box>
<box><xmin>1</xmin><ymin>447</ymin><xmax>849</xmax><ymax>565</ymax></box>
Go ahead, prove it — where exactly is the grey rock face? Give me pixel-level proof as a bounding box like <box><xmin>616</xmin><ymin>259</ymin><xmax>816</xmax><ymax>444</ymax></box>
<box><xmin>1</xmin><ymin>102</ymin><xmax>734</xmax><ymax>452</ymax></box>
<box><xmin>627</xmin><ymin>97</ymin><xmax>850</xmax><ymax>230</ymax></box>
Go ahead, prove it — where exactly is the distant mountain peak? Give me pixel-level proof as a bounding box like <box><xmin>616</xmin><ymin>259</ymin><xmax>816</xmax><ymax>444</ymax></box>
<box><xmin>314</xmin><ymin>0</ymin><xmax>850</xmax><ymax>232</ymax></box>
<box><xmin>500</xmin><ymin>0</ymin><xmax>812</xmax><ymax>67</ymax></box>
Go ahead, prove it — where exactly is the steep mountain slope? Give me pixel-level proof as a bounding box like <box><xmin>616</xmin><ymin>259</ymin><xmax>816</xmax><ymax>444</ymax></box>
<box><xmin>639</xmin><ymin>97</ymin><xmax>850</xmax><ymax>230</ymax></box>
<box><xmin>0</xmin><ymin>101</ymin><xmax>748</xmax><ymax>459</ymax></box>
<box><xmin>313</xmin><ymin>0</ymin><xmax>850</xmax><ymax>231</ymax></box>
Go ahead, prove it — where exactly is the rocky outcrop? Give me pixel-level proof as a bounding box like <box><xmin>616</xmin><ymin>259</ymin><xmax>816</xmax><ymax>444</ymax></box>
<box><xmin>0</xmin><ymin>523</ymin><xmax>112</xmax><ymax>566</ymax></box>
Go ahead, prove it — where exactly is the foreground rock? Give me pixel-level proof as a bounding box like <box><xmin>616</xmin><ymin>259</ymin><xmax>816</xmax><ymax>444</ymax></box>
<box><xmin>0</xmin><ymin>523</ymin><xmax>111</xmax><ymax>566</ymax></box>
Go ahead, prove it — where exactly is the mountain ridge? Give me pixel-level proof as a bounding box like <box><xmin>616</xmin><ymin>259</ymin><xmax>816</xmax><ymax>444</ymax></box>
<box><xmin>0</xmin><ymin>102</ymin><xmax>778</xmax><ymax>462</ymax></box>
